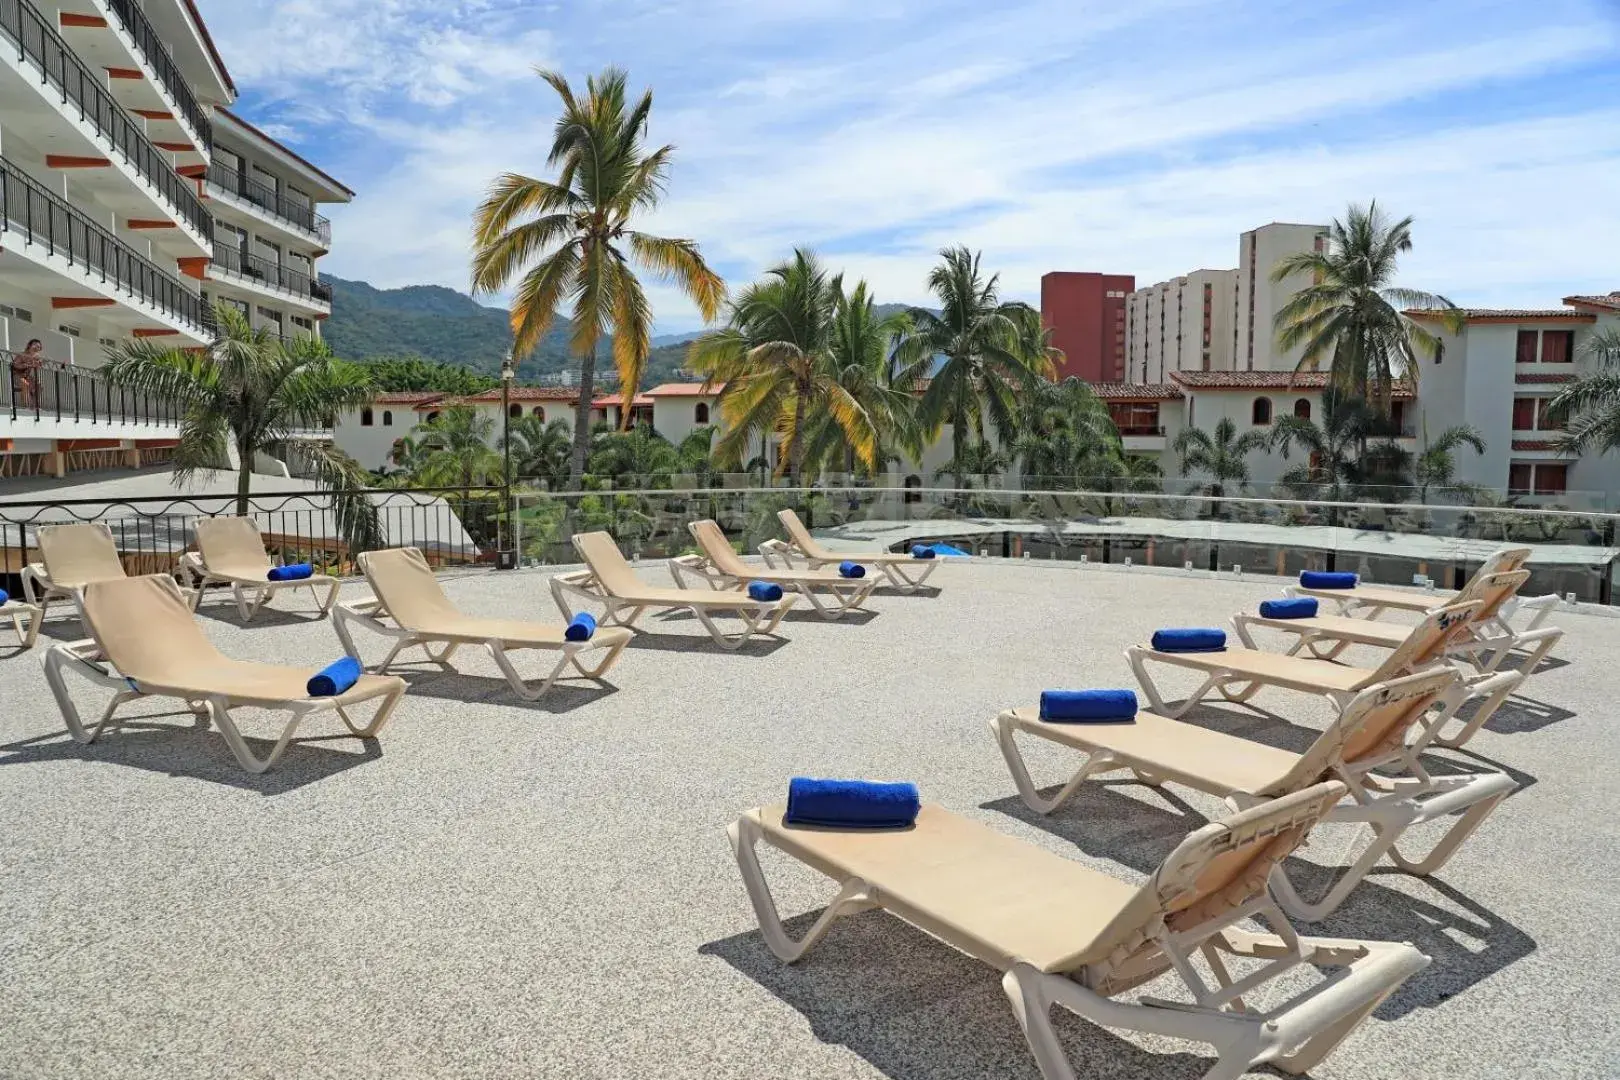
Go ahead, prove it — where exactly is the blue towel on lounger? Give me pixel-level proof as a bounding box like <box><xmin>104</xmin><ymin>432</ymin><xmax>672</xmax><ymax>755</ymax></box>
<box><xmin>1259</xmin><ymin>597</ymin><xmax>1319</xmax><ymax>620</ymax></box>
<box><xmin>268</xmin><ymin>563</ymin><xmax>314</xmax><ymax>582</ymax></box>
<box><xmin>932</xmin><ymin>543</ymin><xmax>970</xmax><ymax>557</ymax></box>
<box><xmin>838</xmin><ymin>561</ymin><xmax>865</xmax><ymax>579</ymax></box>
<box><xmin>1151</xmin><ymin>628</ymin><xmax>1227</xmax><ymax>653</ymax></box>
<box><xmin>1040</xmin><ymin>689</ymin><xmax>1138</xmax><ymax>723</ymax></box>
<box><xmin>748</xmin><ymin>580</ymin><xmax>784</xmax><ymax>603</ymax></box>
<box><xmin>0</xmin><ymin>589</ymin><xmax>8</xmax><ymax>606</ymax></box>
<box><xmin>911</xmin><ymin>545</ymin><xmax>936</xmax><ymax>560</ymax></box>
<box><xmin>785</xmin><ymin>777</ymin><xmax>921</xmax><ymax>829</ymax></box>
<box><xmin>307</xmin><ymin>656</ymin><xmax>362</xmax><ymax>697</ymax></box>
<box><xmin>1299</xmin><ymin>570</ymin><xmax>1358</xmax><ymax>590</ymax></box>
<box><xmin>564</xmin><ymin>612</ymin><xmax>597</xmax><ymax>642</ymax></box>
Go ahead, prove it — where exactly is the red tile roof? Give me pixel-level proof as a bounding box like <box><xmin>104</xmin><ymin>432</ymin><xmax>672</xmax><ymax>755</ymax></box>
<box><xmin>645</xmin><ymin>382</ymin><xmax>724</xmax><ymax>397</ymax></box>
<box><xmin>459</xmin><ymin>386</ymin><xmax>585</xmax><ymax>403</ymax></box>
<box><xmin>372</xmin><ymin>391</ymin><xmax>445</xmax><ymax>405</ymax></box>
<box><xmin>1169</xmin><ymin>371</ymin><xmax>1416</xmax><ymax>398</ymax></box>
<box><xmin>1406</xmin><ymin>308</ymin><xmax>1595</xmax><ymax>323</ymax></box>
<box><xmin>1089</xmin><ymin>382</ymin><xmax>1183</xmax><ymax>401</ymax></box>
<box><xmin>1562</xmin><ymin>292</ymin><xmax>1620</xmax><ymax>313</ymax></box>
<box><xmin>592</xmin><ymin>393</ymin><xmax>654</xmax><ymax>407</ymax></box>
<box><xmin>1515</xmin><ymin>372</ymin><xmax>1578</xmax><ymax>385</ymax></box>
<box><xmin>1511</xmin><ymin>439</ymin><xmax>1565</xmax><ymax>452</ymax></box>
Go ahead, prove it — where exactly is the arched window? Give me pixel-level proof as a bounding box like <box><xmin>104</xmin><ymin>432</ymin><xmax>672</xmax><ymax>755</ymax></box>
<box><xmin>382</xmin><ymin>410</ymin><xmax>393</xmax><ymax>427</ymax></box>
<box><xmin>360</xmin><ymin>407</ymin><xmax>374</xmax><ymax>427</ymax></box>
<box><xmin>903</xmin><ymin>474</ymin><xmax>922</xmax><ymax>505</ymax></box>
<box><xmin>425</xmin><ymin>411</ymin><xmax>440</xmax><ymax>424</ymax></box>
<box><xmin>509</xmin><ymin>404</ymin><xmax>523</xmax><ymax>419</ymax></box>
<box><xmin>1293</xmin><ymin>398</ymin><xmax>1310</xmax><ymax>421</ymax></box>
<box><xmin>694</xmin><ymin>402</ymin><xmax>710</xmax><ymax>424</ymax></box>
<box><xmin>532</xmin><ymin>406</ymin><xmax>545</xmax><ymax>420</ymax></box>
<box><xmin>1251</xmin><ymin>397</ymin><xmax>1272</xmax><ymax>426</ymax></box>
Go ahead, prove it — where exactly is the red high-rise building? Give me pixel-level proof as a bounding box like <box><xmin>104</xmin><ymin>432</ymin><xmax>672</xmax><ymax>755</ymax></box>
<box><xmin>1040</xmin><ymin>271</ymin><xmax>1135</xmax><ymax>383</ymax></box>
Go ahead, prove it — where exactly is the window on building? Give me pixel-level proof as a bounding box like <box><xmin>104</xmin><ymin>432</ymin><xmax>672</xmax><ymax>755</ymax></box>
<box><xmin>383</xmin><ymin>411</ymin><xmax>393</xmax><ymax>426</ymax></box>
<box><xmin>0</xmin><ymin>303</ymin><xmax>35</xmax><ymax>323</ymax></box>
<box><xmin>1537</xmin><ymin>398</ymin><xmax>1557</xmax><ymax>430</ymax></box>
<box><xmin>509</xmin><ymin>404</ymin><xmax>523</xmax><ymax>419</ymax></box>
<box><xmin>1389</xmin><ymin>401</ymin><xmax>1409</xmax><ymax>433</ymax></box>
<box><xmin>695</xmin><ymin>402</ymin><xmax>710</xmax><ymax>424</ymax></box>
<box><xmin>1293</xmin><ymin>398</ymin><xmax>1311</xmax><ymax>420</ymax></box>
<box><xmin>360</xmin><ymin>408</ymin><xmax>374</xmax><ymax>427</ymax></box>
<box><xmin>903</xmin><ymin>474</ymin><xmax>922</xmax><ymax>504</ymax></box>
<box><xmin>1512</xmin><ymin>398</ymin><xmax>1537</xmax><ymax>430</ymax></box>
<box><xmin>1541</xmin><ymin>330</ymin><xmax>1574</xmax><ymax>364</ymax></box>
<box><xmin>1534</xmin><ymin>463</ymin><xmax>1568</xmax><ymax>495</ymax></box>
<box><xmin>532</xmin><ymin>406</ymin><xmax>546</xmax><ymax>420</ymax></box>
<box><xmin>1251</xmin><ymin>397</ymin><xmax>1272</xmax><ymax>425</ymax></box>
<box><xmin>1508</xmin><ymin>463</ymin><xmax>1533</xmax><ymax>495</ymax></box>
<box><xmin>1515</xmin><ymin>330</ymin><xmax>1539</xmax><ymax>364</ymax></box>
<box><xmin>425</xmin><ymin>411</ymin><xmax>440</xmax><ymax>424</ymax></box>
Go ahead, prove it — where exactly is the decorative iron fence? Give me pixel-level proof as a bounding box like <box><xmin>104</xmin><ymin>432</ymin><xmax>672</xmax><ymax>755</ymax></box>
<box><xmin>101</xmin><ymin>0</ymin><xmax>212</xmax><ymax>146</ymax></box>
<box><xmin>211</xmin><ymin>245</ymin><xmax>333</xmax><ymax>305</ymax></box>
<box><xmin>206</xmin><ymin>162</ymin><xmax>332</xmax><ymax>246</ymax></box>
<box><xmin>4</xmin><ymin>352</ymin><xmax>183</xmax><ymax>425</ymax></box>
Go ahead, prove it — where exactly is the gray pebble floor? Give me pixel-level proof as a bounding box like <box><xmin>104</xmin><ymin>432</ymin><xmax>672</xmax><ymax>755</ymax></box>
<box><xmin>1</xmin><ymin>559</ymin><xmax>1615</xmax><ymax>1079</ymax></box>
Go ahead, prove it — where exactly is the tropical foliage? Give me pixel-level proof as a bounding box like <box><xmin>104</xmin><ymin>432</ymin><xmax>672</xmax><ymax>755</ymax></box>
<box><xmin>359</xmin><ymin>354</ymin><xmax>498</xmax><ymax>395</ymax></box>
<box><xmin>405</xmin><ymin>407</ymin><xmax>504</xmax><ymax>488</ymax></box>
<box><xmin>1012</xmin><ymin>378</ymin><xmax>1132</xmax><ymax>488</ymax></box>
<box><xmin>1173</xmin><ymin>418</ymin><xmax>1270</xmax><ymax>497</ymax></box>
<box><xmin>1545</xmin><ymin>329</ymin><xmax>1620</xmax><ymax>457</ymax></box>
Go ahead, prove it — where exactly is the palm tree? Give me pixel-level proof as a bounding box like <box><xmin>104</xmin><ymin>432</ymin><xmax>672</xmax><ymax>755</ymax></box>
<box><xmin>1544</xmin><ymin>328</ymin><xmax>1620</xmax><ymax>457</ymax></box>
<box><xmin>800</xmin><ymin>280</ymin><xmax>919</xmax><ymax>479</ymax></box>
<box><xmin>502</xmin><ymin>414</ymin><xmax>573</xmax><ymax>489</ymax></box>
<box><xmin>933</xmin><ymin>439</ymin><xmax>1009</xmax><ymax>486</ymax></box>
<box><xmin>102</xmin><ymin>304</ymin><xmax>380</xmax><ymax>549</ymax></box>
<box><xmin>1413</xmin><ymin>421</ymin><xmax>1488</xmax><ymax>503</ymax></box>
<box><xmin>672</xmin><ymin>425</ymin><xmax>719</xmax><ymax>484</ymax></box>
<box><xmin>1011</xmin><ymin>378</ymin><xmax>1121</xmax><ymax>488</ymax></box>
<box><xmin>1268</xmin><ymin>389</ymin><xmax>1406</xmax><ymax>519</ymax></box>
<box><xmin>895</xmin><ymin>247</ymin><xmax>1058</xmax><ymax>488</ymax></box>
<box><xmin>1173</xmin><ymin>418</ymin><xmax>1269</xmax><ymax>499</ymax></box>
<box><xmin>688</xmin><ymin>250</ymin><xmax>884</xmax><ymax>481</ymax></box>
<box><xmin>409</xmin><ymin>407</ymin><xmax>503</xmax><ymax>488</ymax></box>
<box><xmin>470</xmin><ymin>66</ymin><xmax>725</xmax><ymax>487</ymax></box>
<box><xmin>588</xmin><ymin>424</ymin><xmax>678</xmax><ymax>484</ymax></box>
<box><xmin>1272</xmin><ymin>202</ymin><xmax>1463</xmax><ymax>415</ymax></box>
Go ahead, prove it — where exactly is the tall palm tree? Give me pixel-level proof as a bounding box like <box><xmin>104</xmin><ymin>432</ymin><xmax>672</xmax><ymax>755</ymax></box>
<box><xmin>1544</xmin><ymin>328</ymin><xmax>1620</xmax><ymax>457</ymax></box>
<box><xmin>1173</xmin><ymin>418</ymin><xmax>1269</xmax><ymax>498</ymax></box>
<box><xmin>102</xmin><ymin>304</ymin><xmax>381</xmax><ymax>549</ymax></box>
<box><xmin>687</xmin><ymin>250</ymin><xmax>883</xmax><ymax>481</ymax></box>
<box><xmin>1413</xmin><ymin>421</ymin><xmax>1488</xmax><ymax>503</ymax></box>
<box><xmin>502</xmin><ymin>414</ymin><xmax>573</xmax><ymax>489</ymax></box>
<box><xmin>1011</xmin><ymin>377</ymin><xmax>1121</xmax><ymax>488</ymax></box>
<box><xmin>470</xmin><ymin>66</ymin><xmax>725</xmax><ymax>487</ymax></box>
<box><xmin>895</xmin><ymin>246</ymin><xmax>1058</xmax><ymax>488</ymax></box>
<box><xmin>800</xmin><ymin>280</ymin><xmax>919</xmax><ymax>478</ymax></box>
<box><xmin>1268</xmin><ymin>389</ymin><xmax>1417</xmax><ymax>518</ymax></box>
<box><xmin>409</xmin><ymin>407</ymin><xmax>503</xmax><ymax>489</ymax></box>
<box><xmin>1272</xmin><ymin>202</ymin><xmax>1463</xmax><ymax>415</ymax></box>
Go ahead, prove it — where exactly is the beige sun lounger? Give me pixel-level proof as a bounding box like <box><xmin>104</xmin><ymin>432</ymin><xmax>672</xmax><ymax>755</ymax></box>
<box><xmin>731</xmin><ymin>782</ymin><xmax>1427</xmax><ymax>1080</ymax></box>
<box><xmin>993</xmin><ymin>668</ymin><xmax>1516</xmax><ymax>920</ymax></box>
<box><xmin>551</xmin><ymin>531</ymin><xmax>796</xmax><ymax>650</ymax></box>
<box><xmin>42</xmin><ymin>575</ymin><xmax>405</xmax><ymax>773</ymax></box>
<box><xmin>1</xmin><ymin>595</ymin><xmax>41</xmax><ymax>649</ymax></box>
<box><xmin>671</xmin><ymin>519</ymin><xmax>876</xmax><ymax>620</ymax></box>
<box><xmin>180</xmin><ymin>516</ymin><xmax>339</xmax><ymax>621</ymax></box>
<box><xmin>333</xmin><ymin>547</ymin><xmax>633</xmax><ymax>701</ymax></box>
<box><xmin>1286</xmin><ymin>546</ymin><xmax>1558</xmax><ymax>631</ymax></box>
<box><xmin>759</xmin><ymin>508</ymin><xmax>941</xmax><ymax>592</ymax></box>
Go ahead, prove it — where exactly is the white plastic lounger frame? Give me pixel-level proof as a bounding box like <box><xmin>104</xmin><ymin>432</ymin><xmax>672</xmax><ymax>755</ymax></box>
<box><xmin>759</xmin><ymin>508</ymin><xmax>940</xmax><ymax>592</ymax></box>
<box><xmin>730</xmin><ymin>785</ymin><xmax>1428</xmax><ymax>1080</ymax></box>
<box><xmin>992</xmin><ymin>670</ymin><xmax>1518</xmax><ymax>921</ymax></box>
<box><xmin>2</xmin><ymin>598</ymin><xmax>41</xmax><ymax>649</ymax></box>
<box><xmin>673</xmin><ymin>519</ymin><xmax>876</xmax><ymax>620</ymax></box>
<box><xmin>1286</xmin><ymin>546</ymin><xmax>1559</xmax><ymax>632</ymax></box>
<box><xmin>19</xmin><ymin>522</ymin><xmax>194</xmax><ymax>623</ymax></box>
<box><xmin>179</xmin><ymin>517</ymin><xmax>339</xmax><ymax>622</ymax></box>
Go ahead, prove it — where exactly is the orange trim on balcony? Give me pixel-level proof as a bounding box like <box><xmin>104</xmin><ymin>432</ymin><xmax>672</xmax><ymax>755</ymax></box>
<box><xmin>154</xmin><ymin>142</ymin><xmax>195</xmax><ymax>153</ymax></box>
<box><xmin>176</xmin><ymin>164</ymin><xmax>206</xmax><ymax>178</ymax></box>
<box><xmin>46</xmin><ymin>155</ymin><xmax>111</xmax><ymax>168</ymax></box>
<box><xmin>137</xmin><ymin>439</ymin><xmax>180</xmax><ymax>449</ymax></box>
<box><xmin>52</xmin><ymin>297</ymin><xmax>116</xmax><ymax>309</ymax></box>
<box><xmin>177</xmin><ymin>257</ymin><xmax>208</xmax><ymax>279</ymax></box>
<box><xmin>133</xmin><ymin>108</ymin><xmax>174</xmax><ymax>121</ymax></box>
<box><xmin>0</xmin><ymin>439</ymin><xmax>12</xmax><ymax>452</ymax></box>
<box><xmin>59</xmin><ymin>13</ymin><xmax>109</xmax><ymax>27</ymax></box>
<box><xmin>58</xmin><ymin>439</ymin><xmax>123</xmax><ymax>451</ymax></box>
<box><xmin>132</xmin><ymin>328</ymin><xmax>180</xmax><ymax>338</ymax></box>
<box><xmin>127</xmin><ymin>219</ymin><xmax>177</xmax><ymax>230</ymax></box>
<box><xmin>105</xmin><ymin>67</ymin><xmax>144</xmax><ymax>80</ymax></box>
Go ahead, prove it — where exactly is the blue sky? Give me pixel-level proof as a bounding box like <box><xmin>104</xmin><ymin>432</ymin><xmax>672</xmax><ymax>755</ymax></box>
<box><xmin>196</xmin><ymin>0</ymin><xmax>1620</xmax><ymax>334</ymax></box>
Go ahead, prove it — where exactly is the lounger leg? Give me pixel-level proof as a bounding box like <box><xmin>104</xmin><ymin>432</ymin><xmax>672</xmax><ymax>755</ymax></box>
<box><xmin>485</xmin><ymin>641</ymin><xmax>573</xmax><ymax>701</ymax></box>
<box><xmin>1385</xmin><ymin>774</ymin><xmax>1517</xmax><ymax>875</ymax></box>
<box><xmin>43</xmin><ymin>646</ymin><xmax>137</xmax><ymax>743</ymax></box>
<box><xmin>1424</xmin><ymin>670</ymin><xmax>1521</xmax><ymax>750</ymax></box>
<box><xmin>332</xmin><ymin>682</ymin><xmax>406</xmax><ymax>738</ymax></box>
<box><xmin>693</xmin><ymin>606</ymin><xmax>750</xmax><ymax>650</ymax></box>
<box><xmin>313</xmin><ymin>577</ymin><xmax>340</xmax><ymax>616</ymax></box>
<box><xmin>992</xmin><ymin>713</ymin><xmax>1123</xmax><ymax>815</ymax></box>
<box><xmin>1002</xmin><ymin>964</ymin><xmax>1081</xmax><ymax>1080</ymax></box>
<box><xmin>570</xmin><ymin>636</ymin><xmax>630</xmax><ymax>680</ymax></box>
<box><xmin>727</xmin><ymin>817</ymin><xmax>876</xmax><ymax>963</ymax></box>
<box><xmin>206</xmin><ymin>697</ymin><xmax>304</xmax><ymax>774</ymax></box>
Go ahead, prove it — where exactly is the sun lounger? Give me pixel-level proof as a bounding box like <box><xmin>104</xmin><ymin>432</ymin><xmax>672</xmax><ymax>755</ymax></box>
<box><xmin>2</xmin><ymin>595</ymin><xmax>41</xmax><ymax>649</ymax></box>
<box><xmin>993</xmin><ymin>669</ymin><xmax>1516</xmax><ymax>920</ymax></box>
<box><xmin>180</xmin><ymin>516</ymin><xmax>339</xmax><ymax>621</ymax></box>
<box><xmin>1287</xmin><ymin>546</ymin><xmax>1558</xmax><ymax>631</ymax></box>
<box><xmin>42</xmin><ymin>575</ymin><xmax>405</xmax><ymax>773</ymax></box>
<box><xmin>759</xmin><ymin>508</ymin><xmax>940</xmax><ymax>592</ymax></box>
<box><xmin>333</xmin><ymin>547</ymin><xmax>633</xmax><ymax>701</ymax></box>
<box><xmin>551</xmin><ymin>531</ymin><xmax>796</xmax><ymax>650</ymax></box>
<box><xmin>1127</xmin><ymin>601</ymin><xmax>1492</xmax><ymax>736</ymax></box>
<box><xmin>671</xmin><ymin>519</ymin><xmax>876</xmax><ymax>620</ymax></box>
<box><xmin>730</xmin><ymin>782</ymin><xmax>1427</xmax><ymax>1080</ymax></box>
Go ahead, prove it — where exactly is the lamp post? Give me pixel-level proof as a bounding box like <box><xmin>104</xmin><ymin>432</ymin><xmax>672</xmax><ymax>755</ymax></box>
<box><xmin>497</xmin><ymin>350</ymin><xmax>517</xmax><ymax>570</ymax></box>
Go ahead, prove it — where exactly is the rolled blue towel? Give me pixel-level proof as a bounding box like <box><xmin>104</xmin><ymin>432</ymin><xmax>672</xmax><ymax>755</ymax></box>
<box><xmin>564</xmin><ymin>612</ymin><xmax>597</xmax><ymax>642</ymax></box>
<box><xmin>933</xmin><ymin>543</ymin><xmax>970</xmax><ymax>557</ymax></box>
<box><xmin>1299</xmin><ymin>570</ymin><xmax>1358</xmax><ymax>590</ymax></box>
<box><xmin>748</xmin><ymin>580</ymin><xmax>784</xmax><ymax>603</ymax></box>
<box><xmin>838</xmin><ymin>560</ymin><xmax>866</xmax><ymax>579</ymax></box>
<box><xmin>911</xmin><ymin>544</ymin><xmax>936</xmax><ymax>560</ymax></box>
<box><xmin>1259</xmin><ymin>597</ymin><xmax>1319</xmax><ymax>620</ymax></box>
<box><xmin>268</xmin><ymin>563</ymin><xmax>315</xmax><ymax>582</ymax></box>
<box><xmin>0</xmin><ymin>589</ymin><xmax>8</xmax><ymax>606</ymax></box>
<box><xmin>1151</xmin><ymin>628</ymin><xmax>1228</xmax><ymax>653</ymax></box>
<box><xmin>785</xmin><ymin>777</ymin><xmax>921</xmax><ymax>829</ymax></box>
<box><xmin>1040</xmin><ymin>689</ymin><xmax>1138</xmax><ymax>723</ymax></box>
<box><xmin>307</xmin><ymin>656</ymin><xmax>362</xmax><ymax>697</ymax></box>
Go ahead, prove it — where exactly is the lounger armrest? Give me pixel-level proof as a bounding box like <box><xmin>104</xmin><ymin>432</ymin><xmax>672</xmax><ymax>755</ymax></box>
<box><xmin>549</xmin><ymin>569</ymin><xmax>603</xmax><ymax>619</ymax></box>
<box><xmin>668</xmin><ymin>554</ymin><xmax>728</xmax><ymax>591</ymax></box>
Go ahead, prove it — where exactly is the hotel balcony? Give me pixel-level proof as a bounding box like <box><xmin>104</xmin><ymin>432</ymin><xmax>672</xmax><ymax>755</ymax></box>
<box><xmin>1118</xmin><ymin>425</ymin><xmax>1167</xmax><ymax>452</ymax></box>
<box><xmin>0</xmin><ymin>155</ymin><xmax>211</xmax><ymax>342</ymax></box>
<box><xmin>207</xmin><ymin>246</ymin><xmax>332</xmax><ymax>313</ymax></box>
<box><xmin>0</xmin><ymin>0</ymin><xmax>211</xmax><ymax>254</ymax></box>
<box><xmin>205</xmin><ymin>162</ymin><xmax>332</xmax><ymax>251</ymax></box>
<box><xmin>59</xmin><ymin>0</ymin><xmax>212</xmax><ymax>158</ymax></box>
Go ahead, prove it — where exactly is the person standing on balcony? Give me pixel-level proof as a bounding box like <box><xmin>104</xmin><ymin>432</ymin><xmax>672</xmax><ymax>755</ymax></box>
<box><xmin>11</xmin><ymin>339</ymin><xmax>45</xmax><ymax>408</ymax></box>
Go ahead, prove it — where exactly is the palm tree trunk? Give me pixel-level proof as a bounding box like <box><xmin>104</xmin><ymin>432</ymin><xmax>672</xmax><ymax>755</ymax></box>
<box><xmin>789</xmin><ymin>386</ymin><xmax>806</xmax><ymax>483</ymax></box>
<box><xmin>236</xmin><ymin>436</ymin><xmax>253</xmax><ymax>517</ymax></box>
<box><xmin>569</xmin><ymin>347</ymin><xmax>597</xmax><ymax>490</ymax></box>
<box><xmin>952</xmin><ymin>393</ymin><xmax>967</xmax><ymax>492</ymax></box>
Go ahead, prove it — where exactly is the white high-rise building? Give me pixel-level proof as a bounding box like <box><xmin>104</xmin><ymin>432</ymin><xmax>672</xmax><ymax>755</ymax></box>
<box><xmin>0</xmin><ymin>0</ymin><xmax>350</xmax><ymax>480</ymax></box>
<box><xmin>1233</xmin><ymin>222</ymin><xmax>1331</xmax><ymax>372</ymax></box>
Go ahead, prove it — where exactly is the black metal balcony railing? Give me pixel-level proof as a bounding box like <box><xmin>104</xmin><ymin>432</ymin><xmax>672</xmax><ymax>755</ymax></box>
<box><xmin>205</xmin><ymin>162</ymin><xmax>332</xmax><ymax>246</ymax></box>
<box><xmin>0</xmin><ymin>156</ymin><xmax>208</xmax><ymax>331</ymax></box>
<box><xmin>4</xmin><ymin>353</ymin><xmax>182</xmax><ymax>426</ymax></box>
<box><xmin>100</xmin><ymin>0</ymin><xmax>211</xmax><ymax>147</ymax></box>
<box><xmin>0</xmin><ymin>0</ymin><xmax>212</xmax><ymax>239</ymax></box>
<box><xmin>1117</xmin><ymin>425</ymin><xmax>1167</xmax><ymax>437</ymax></box>
<box><xmin>210</xmin><ymin>245</ymin><xmax>333</xmax><ymax>306</ymax></box>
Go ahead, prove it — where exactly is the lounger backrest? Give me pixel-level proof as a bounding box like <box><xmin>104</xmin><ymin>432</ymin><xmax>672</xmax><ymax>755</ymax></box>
<box><xmin>1471</xmin><ymin>547</ymin><xmax>1532</xmax><ymax>585</ymax></box>
<box><xmin>1265</xmin><ymin>669</ymin><xmax>1460</xmax><ymax>795</ymax></box>
<box><xmin>358</xmin><ymin>547</ymin><xmax>458</xmax><ymax>629</ymax></box>
<box><xmin>195</xmin><ymin>516</ymin><xmax>272</xmax><ymax>576</ymax></box>
<box><xmin>1454</xmin><ymin>569</ymin><xmax>1530</xmax><ymax>623</ymax></box>
<box><xmin>689</xmin><ymin>519</ymin><xmax>752</xmax><ymax>577</ymax></box>
<box><xmin>776</xmin><ymin>509</ymin><xmax>829</xmax><ymax>560</ymax></box>
<box><xmin>1366</xmin><ymin>600</ymin><xmax>1480</xmax><ymax>683</ymax></box>
<box><xmin>38</xmin><ymin>523</ymin><xmax>125</xmax><ymax>588</ymax></box>
<box><xmin>80</xmin><ymin>575</ymin><xmax>225</xmax><ymax>684</ymax></box>
<box><xmin>570</xmin><ymin>531</ymin><xmax>643</xmax><ymax>597</ymax></box>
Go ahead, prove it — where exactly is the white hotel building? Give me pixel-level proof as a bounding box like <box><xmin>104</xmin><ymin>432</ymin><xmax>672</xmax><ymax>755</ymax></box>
<box><xmin>0</xmin><ymin>0</ymin><xmax>350</xmax><ymax>479</ymax></box>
